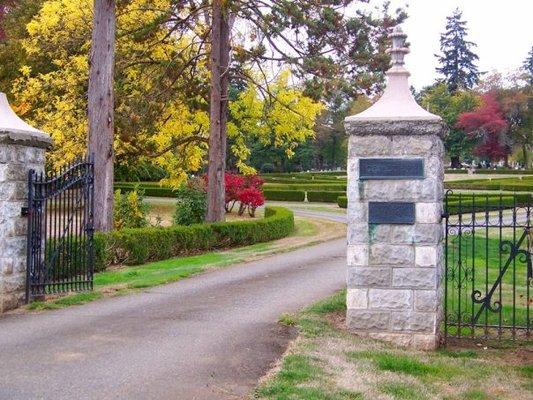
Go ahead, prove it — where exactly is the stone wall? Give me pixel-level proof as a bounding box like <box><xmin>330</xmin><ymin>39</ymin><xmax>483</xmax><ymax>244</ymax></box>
<box><xmin>345</xmin><ymin>120</ymin><xmax>446</xmax><ymax>350</ymax></box>
<box><xmin>0</xmin><ymin>134</ymin><xmax>48</xmax><ymax>312</ymax></box>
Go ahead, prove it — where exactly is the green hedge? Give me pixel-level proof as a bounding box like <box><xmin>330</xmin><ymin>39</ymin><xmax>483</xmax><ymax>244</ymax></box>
<box><xmin>263</xmin><ymin>190</ymin><xmax>306</xmax><ymax>202</ymax></box>
<box><xmin>445</xmin><ymin>177</ymin><xmax>533</xmax><ymax>191</ymax></box>
<box><xmin>307</xmin><ymin>191</ymin><xmax>346</xmax><ymax>203</ymax></box>
<box><xmin>264</xmin><ymin>183</ymin><xmax>347</xmax><ymax>191</ymax></box>
<box><xmin>445</xmin><ymin>169</ymin><xmax>533</xmax><ymax>175</ymax></box>
<box><xmin>338</xmin><ymin>196</ymin><xmax>347</xmax><ymax>208</ymax></box>
<box><xmin>445</xmin><ymin>193</ymin><xmax>532</xmax><ymax>214</ymax></box>
<box><xmin>114</xmin><ymin>183</ymin><xmax>177</xmax><ymax>198</ymax></box>
<box><xmin>263</xmin><ymin>177</ymin><xmax>345</xmax><ymax>184</ymax></box>
<box><xmin>93</xmin><ymin>206</ymin><xmax>294</xmax><ymax>272</ymax></box>
<box><xmin>336</xmin><ymin>194</ymin><xmax>531</xmax><ymax>213</ymax></box>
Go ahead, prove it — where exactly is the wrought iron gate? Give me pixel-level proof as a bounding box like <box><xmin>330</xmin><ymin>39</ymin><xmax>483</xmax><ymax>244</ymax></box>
<box><xmin>443</xmin><ymin>191</ymin><xmax>532</xmax><ymax>341</ymax></box>
<box><xmin>26</xmin><ymin>156</ymin><xmax>95</xmax><ymax>301</ymax></box>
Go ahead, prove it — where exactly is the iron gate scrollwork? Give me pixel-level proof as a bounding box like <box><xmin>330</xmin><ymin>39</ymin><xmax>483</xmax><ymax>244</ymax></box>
<box><xmin>444</xmin><ymin>190</ymin><xmax>532</xmax><ymax>341</ymax></box>
<box><xmin>26</xmin><ymin>156</ymin><xmax>95</xmax><ymax>301</ymax></box>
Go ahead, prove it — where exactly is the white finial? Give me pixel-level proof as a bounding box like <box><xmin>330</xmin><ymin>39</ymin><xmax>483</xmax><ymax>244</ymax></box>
<box><xmin>388</xmin><ymin>26</ymin><xmax>409</xmax><ymax>67</ymax></box>
<box><xmin>345</xmin><ymin>26</ymin><xmax>440</xmax><ymax>122</ymax></box>
<box><xmin>0</xmin><ymin>92</ymin><xmax>52</xmax><ymax>145</ymax></box>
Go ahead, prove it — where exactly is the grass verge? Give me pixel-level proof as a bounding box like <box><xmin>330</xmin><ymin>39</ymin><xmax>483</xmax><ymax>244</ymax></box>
<box><xmin>255</xmin><ymin>291</ymin><xmax>533</xmax><ymax>400</ymax></box>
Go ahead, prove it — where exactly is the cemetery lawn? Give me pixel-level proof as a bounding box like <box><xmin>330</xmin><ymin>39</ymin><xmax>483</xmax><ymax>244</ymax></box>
<box><xmin>255</xmin><ymin>291</ymin><xmax>533</xmax><ymax>400</ymax></box>
<box><xmin>26</xmin><ymin>215</ymin><xmax>345</xmax><ymax>311</ymax></box>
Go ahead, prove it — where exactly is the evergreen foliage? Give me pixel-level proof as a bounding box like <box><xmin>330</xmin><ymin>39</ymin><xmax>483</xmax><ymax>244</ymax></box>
<box><xmin>436</xmin><ymin>8</ymin><xmax>480</xmax><ymax>92</ymax></box>
<box><xmin>523</xmin><ymin>46</ymin><xmax>533</xmax><ymax>85</ymax></box>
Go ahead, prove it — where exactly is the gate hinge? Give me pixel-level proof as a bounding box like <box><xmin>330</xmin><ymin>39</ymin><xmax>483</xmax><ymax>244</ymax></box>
<box><xmin>21</xmin><ymin>207</ymin><xmax>29</xmax><ymax>217</ymax></box>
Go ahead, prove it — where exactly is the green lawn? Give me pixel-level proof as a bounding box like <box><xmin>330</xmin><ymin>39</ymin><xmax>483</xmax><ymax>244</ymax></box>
<box><xmin>256</xmin><ymin>291</ymin><xmax>533</xmax><ymax>400</ymax></box>
<box><xmin>445</xmin><ymin>231</ymin><xmax>531</xmax><ymax>338</ymax></box>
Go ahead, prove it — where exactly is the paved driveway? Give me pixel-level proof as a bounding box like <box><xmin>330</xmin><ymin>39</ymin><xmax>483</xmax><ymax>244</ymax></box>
<box><xmin>0</xmin><ymin>232</ymin><xmax>346</xmax><ymax>400</ymax></box>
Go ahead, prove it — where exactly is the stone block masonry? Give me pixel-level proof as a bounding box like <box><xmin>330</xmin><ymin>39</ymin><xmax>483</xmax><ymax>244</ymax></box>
<box><xmin>0</xmin><ymin>93</ymin><xmax>52</xmax><ymax>312</ymax></box>
<box><xmin>344</xmin><ymin>27</ymin><xmax>447</xmax><ymax>350</ymax></box>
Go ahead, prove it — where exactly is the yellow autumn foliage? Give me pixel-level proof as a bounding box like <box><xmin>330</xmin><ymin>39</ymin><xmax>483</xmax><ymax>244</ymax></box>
<box><xmin>12</xmin><ymin>0</ymin><xmax>322</xmax><ymax>185</ymax></box>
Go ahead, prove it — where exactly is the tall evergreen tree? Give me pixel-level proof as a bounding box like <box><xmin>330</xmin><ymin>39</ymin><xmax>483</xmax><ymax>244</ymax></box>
<box><xmin>436</xmin><ymin>8</ymin><xmax>480</xmax><ymax>92</ymax></box>
<box><xmin>523</xmin><ymin>46</ymin><xmax>533</xmax><ymax>85</ymax></box>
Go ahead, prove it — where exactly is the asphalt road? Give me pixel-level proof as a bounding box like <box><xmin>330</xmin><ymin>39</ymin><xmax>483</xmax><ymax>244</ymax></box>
<box><xmin>0</xmin><ymin>224</ymin><xmax>346</xmax><ymax>400</ymax></box>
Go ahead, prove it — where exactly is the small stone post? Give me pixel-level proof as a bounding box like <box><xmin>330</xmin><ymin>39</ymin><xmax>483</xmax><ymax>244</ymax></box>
<box><xmin>344</xmin><ymin>28</ymin><xmax>447</xmax><ymax>349</ymax></box>
<box><xmin>0</xmin><ymin>93</ymin><xmax>52</xmax><ymax>312</ymax></box>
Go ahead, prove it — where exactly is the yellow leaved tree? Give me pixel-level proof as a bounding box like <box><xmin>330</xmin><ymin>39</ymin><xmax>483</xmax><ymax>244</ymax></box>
<box><xmin>11</xmin><ymin>0</ymin><xmax>322</xmax><ymax>186</ymax></box>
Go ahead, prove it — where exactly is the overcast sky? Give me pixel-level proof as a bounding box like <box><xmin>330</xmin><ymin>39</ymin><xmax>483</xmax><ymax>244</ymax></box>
<box><xmin>376</xmin><ymin>0</ymin><xmax>533</xmax><ymax>89</ymax></box>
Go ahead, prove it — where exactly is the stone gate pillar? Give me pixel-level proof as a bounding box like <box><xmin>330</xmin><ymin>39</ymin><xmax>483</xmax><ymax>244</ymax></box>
<box><xmin>0</xmin><ymin>93</ymin><xmax>52</xmax><ymax>312</ymax></box>
<box><xmin>344</xmin><ymin>27</ymin><xmax>447</xmax><ymax>349</ymax></box>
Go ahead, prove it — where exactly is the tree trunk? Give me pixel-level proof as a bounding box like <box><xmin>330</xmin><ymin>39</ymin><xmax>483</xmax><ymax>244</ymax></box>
<box><xmin>206</xmin><ymin>1</ymin><xmax>230</xmax><ymax>222</ymax></box>
<box><xmin>450</xmin><ymin>155</ymin><xmax>461</xmax><ymax>169</ymax></box>
<box><xmin>88</xmin><ymin>0</ymin><xmax>116</xmax><ymax>232</ymax></box>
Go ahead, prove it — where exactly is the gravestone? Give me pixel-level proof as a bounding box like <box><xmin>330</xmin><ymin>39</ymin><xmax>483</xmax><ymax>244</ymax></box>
<box><xmin>344</xmin><ymin>27</ymin><xmax>447</xmax><ymax>349</ymax></box>
<box><xmin>0</xmin><ymin>93</ymin><xmax>52</xmax><ymax>312</ymax></box>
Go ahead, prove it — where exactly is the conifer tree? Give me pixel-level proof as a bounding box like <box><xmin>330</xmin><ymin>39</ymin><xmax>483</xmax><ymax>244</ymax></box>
<box><xmin>436</xmin><ymin>8</ymin><xmax>480</xmax><ymax>92</ymax></box>
<box><xmin>523</xmin><ymin>46</ymin><xmax>533</xmax><ymax>85</ymax></box>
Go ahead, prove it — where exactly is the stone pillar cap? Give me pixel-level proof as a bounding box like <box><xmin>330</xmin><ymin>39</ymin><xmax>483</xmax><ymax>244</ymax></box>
<box><xmin>346</xmin><ymin>26</ymin><xmax>440</xmax><ymax>123</ymax></box>
<box><xmin>0</xmin><ymin>92</ymin><xmax>53</xmax><ymax>148</ymax></box>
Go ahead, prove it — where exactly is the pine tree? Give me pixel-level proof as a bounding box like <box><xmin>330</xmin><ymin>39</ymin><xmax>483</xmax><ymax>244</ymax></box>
<box><xmin>436</xmin><ymin>8</ymin><xmax>480</xmax><ymax>92</ymax></box>
<box><xmin>523</xmin><ymin>46</ymin><xmax>533</xmax><ymax>85</ymax></box>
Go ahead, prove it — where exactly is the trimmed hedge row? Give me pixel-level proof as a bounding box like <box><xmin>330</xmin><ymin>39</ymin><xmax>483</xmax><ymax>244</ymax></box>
<box><xmin>445</xmin><ymin>169</ymin><xmax>533</xmax><ymax>175</ymax></box>
<box><xmin>114</xmin><ymin>183</ymin><xmax>178</xmax><ymax>198</ymax></box>
<box><xmin>93</xmin><ymin>206</ymin><xmax>294</xmax><ymax>272</ymax></box>
<box><xmin>338</xmin><ymin>196</ymin><xmax>347</xmax><ymax>208</ymax></box>
<box><xmin>445</xmin><ymin>177</ymin><xmax>533</xmax><ymax>191</ymax></box>
<box><xmin>263</xmin><ymin>190</ymin><xmax>306</xmax><ymax>201</ymax></box>
<box><xmin>307</xmin><ymin>191</ymin><xmax>346</xmax><ymax>203</ymax></box>
<box><xmin>264</xmin><ymin>183</ymin><xmax>347</xmax><ymax>191</ymax></box>
<box><xmin>263</xmin><ymin>177</ymin><xmax>345</xmax><ymax>184</ymax></box>
<box><xmin>338</xmin><ymin>194</ymin><xmax>532</xmax><ymax>213</ymax></box>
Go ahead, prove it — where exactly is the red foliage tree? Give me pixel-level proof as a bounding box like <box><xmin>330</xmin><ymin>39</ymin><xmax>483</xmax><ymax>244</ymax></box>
<box><xmin>456</xmin><ymin>93</ymin><xmax>509</xmax><ymax>162</ymax></box>
<box><xmin>224</xmin><ymin>173</ymin><xmax>245</xmax><ymax>212</ymax></box>
<box><xmin>204</xmin><ymin>172</ymin><xmax>265</xmax><ymax>216</ymax></box>
<box><xmin>237</xmin><ymin>187</ymin><xmax>265</xmax><ymax>217</ymax></box>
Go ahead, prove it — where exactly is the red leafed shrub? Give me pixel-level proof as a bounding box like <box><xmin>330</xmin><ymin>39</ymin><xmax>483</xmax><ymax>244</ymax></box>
<box><xmin>456</xmin><ymin>93</ymin><xmax>509</xmax><ymax>161</ymax></box>
<box><xmin>237</xmin><ymin>187</ymin><xmax>265</xmax><ymax>217</ymax></box>
<box><xmin>244</xmin><ymin>174</ymin><xmax>264</xmax><ymax>189</ymax></box>
<box><xmin>225</xmin><ymin>173</ymin><xmax>245</xmax><ymax>212</ymax></box>
<box><xmin>204</xmin><ymin>172</ymin><xmax>265</xmax><ymax>216</ymax></box>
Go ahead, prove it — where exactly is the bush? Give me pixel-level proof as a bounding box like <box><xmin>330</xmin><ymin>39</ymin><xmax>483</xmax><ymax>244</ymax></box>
<box><xmin>93</xmin><ymin>206</ymin><xmax>294</xmax><ymax>271</ymax></box>
<box><xmin>445</xmin><ymin>193</ymin><xmax>532</xmax><ymax>214</ymax></box>
<box><xmin>445</xmin><ymin>177</ymin><xmax>533</xmax><ymax>191</ymax></box>
<box><xmin>113</xmin><ymin>188</ymin><xmax>150</xmax><ymax>230</ymax></box>
<box><xmin>114</xmin><ymin>183</ymin><xmax>177</xmax><ymax>198</ymax></box>
<box><xmin>261</xmin><ymin>163</ymin><xmax>275</xmax><ymax>173</ymax></box>
<box><xmin>237</xmin><ymin>187</ymin><xmax>265</xmax><ymax>217</ymax></box>
<box><xmin>307</xmin><ymin>191</ymin><xmax>346</xmax><ymax>203</ymax></box>
<box><xmin>264</xmin><ymin>183</ymin><xmax>347</xmax><ymax>191</ymax></box>
<box><xmin>338</xmin><ymin>196</ymin><xmax>347</xmax><ymax>208</ymax></box>
<box><xmin>173</xmin><ymin>187</ymin><xmax>207</xmax><ymax>225</ymax></box>
<box><xmin>263</xmin><ymin>190</ymin><xmax>306</xmax><ymax>202</ymax></box>
<box><xmin>445</xmin><ymin>169</ymin><xmax>533</xmax><ymax>175</ymax></box>
<box><xmin>114</xmin><ymin>162</ymin><xmax>168</xmax><ymax>182</ymax></box>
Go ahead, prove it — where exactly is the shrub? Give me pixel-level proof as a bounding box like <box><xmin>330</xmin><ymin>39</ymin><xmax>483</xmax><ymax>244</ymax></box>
<box><xmin>114</xmin><ymin>183</ymin><xmax>177</xmax><ymax>198</ymax></box>
<box><xmin>263</xmin><ymin>190</ymin><xmax>306</xmax><ymax>202</ymax></box>
<box><xmin>93</xmin><ymin>206</ymin><xmax>294</xmax><ymax>271</ymax></box>
<box><xmin>265</xmin><ymin>183</ymin><xmax>346</xmax><ymax>191</ymax></box>
<box><xmin>173</xmin><ymin>187</ymin><xmax>207</xmax><ymax>225</ymax></box>
<box><xmin>113</xmin><ymin>188</ymin><xmax>150</xmax><ymax>230</ymax></box>
<box><xmin>307</xmin><ymin>191</ymin><xmax>346</xmax><ymax>203</ymax></box>
<box><xmin>261</xmin><ymin>163</ymin><xmax>275</xmax><ymax>173</ymax></box>
<box><xmin>338</xmin><ymin>196</ymin><xmax>347</xmax><ymax>208</ymax></box>
<box><xmin>237</xmin><ymin>187</ymin><xmax>265</xmax><ymax>217</ymax></box>
<box><xmin>445</xmin><ymin>177</ymin><xmax>533</xmax><ymax>191</ymax></box>
<box><xmin>225</xmin><ymin>173</ymin><xmax>245</xmax><ymax>212</ymax></box>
